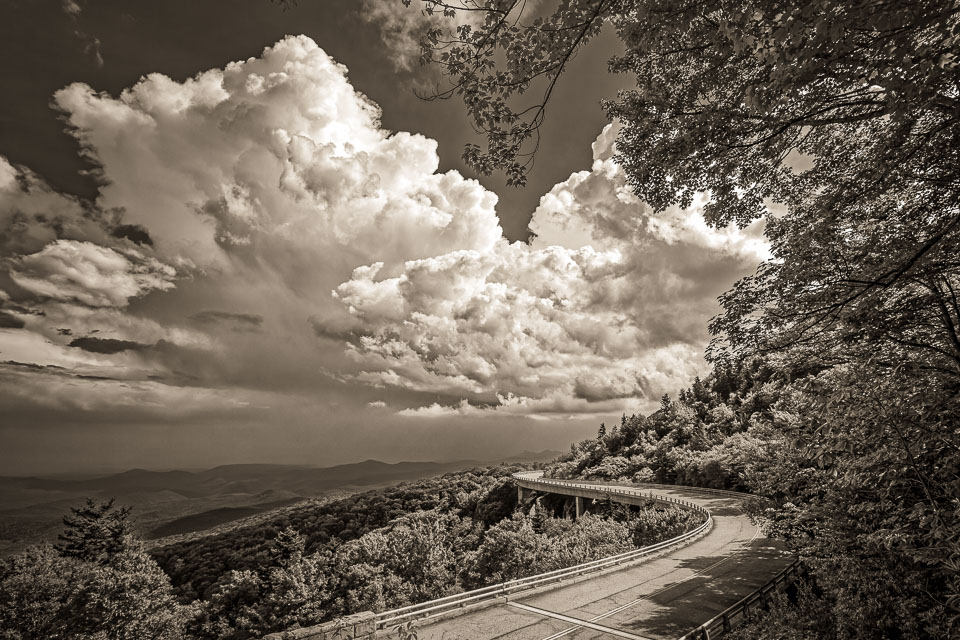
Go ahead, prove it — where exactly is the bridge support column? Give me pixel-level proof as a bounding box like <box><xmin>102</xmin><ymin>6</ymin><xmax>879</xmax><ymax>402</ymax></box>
<box><xmin>575</xmin><ymin>496</ymin><xmax>585</xmax><ymax>519</ymax></box>
<box><xmin>518</xmin><ymin>486</ymin><xmax>534</xmax><ymax>502</ymax></box>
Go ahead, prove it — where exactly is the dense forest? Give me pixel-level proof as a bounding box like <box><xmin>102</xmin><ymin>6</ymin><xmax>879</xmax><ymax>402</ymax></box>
<box><xmin>151</xmin><ymin>465</ymin><xmax>522</xmax><ymax>601</ymax></box>
<box><xmin>545</xmin><ymin>359</ymin><xmax>783</xmax><ymax>491</ymax></box>
<box><xmin>0</xmin><ymin>464</ymin><xmax>703</xmax><ymax>639</ymax></box>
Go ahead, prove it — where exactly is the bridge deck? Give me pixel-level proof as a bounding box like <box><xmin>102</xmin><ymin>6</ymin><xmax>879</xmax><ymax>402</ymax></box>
<box><xmin>404</xmin><ymin>482</ymin><xmax>792</xmax><ymax>640</ymax></box>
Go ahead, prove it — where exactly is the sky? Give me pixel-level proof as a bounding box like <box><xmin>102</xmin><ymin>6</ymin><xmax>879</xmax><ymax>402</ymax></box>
<box><xmin>0</xmin><ymin>0</ymin><xmax>768</xmax><ymax>475</ymax></box>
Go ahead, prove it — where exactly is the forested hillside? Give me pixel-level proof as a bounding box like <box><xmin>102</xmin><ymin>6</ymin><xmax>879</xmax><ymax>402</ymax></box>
<box><xmin>151</xmin><ymin>465</ymin><xmax>523</xmax><ymax>600</ymax></box>
<box><xmin>0</xmin><ymin>459</ymin><xmax>509</xmax><ymax>556</ymax></box>
<box><xmin>545</xmin><ymin>358</ymin><xmax>784</xmax><ymax>491</ymax></box>
<box><xmin>0</xmin><ymin>464</ymin><xmax>703</xmax><ymax>639</ymax></box>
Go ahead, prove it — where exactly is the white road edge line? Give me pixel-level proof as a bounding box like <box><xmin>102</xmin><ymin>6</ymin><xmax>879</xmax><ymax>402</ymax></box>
<box><xmin>506</xmin><ymin>602</ymin><xmax>654</xmax><ymax>640</ymax></box>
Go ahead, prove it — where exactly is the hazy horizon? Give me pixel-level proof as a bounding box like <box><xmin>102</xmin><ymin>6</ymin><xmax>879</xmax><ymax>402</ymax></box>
<box><xmin>5</xmin><ymin>447</ymin><xmax>566</xmax><ymax>479</ymax></box>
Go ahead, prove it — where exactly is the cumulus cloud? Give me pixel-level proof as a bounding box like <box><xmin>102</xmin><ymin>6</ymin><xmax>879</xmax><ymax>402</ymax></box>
<box><xmin>53</xmin><ymin>35</ymin><xmax>500</xmax><ymax>281</ymax></box>
<box><xmin>396</xmin><ymin>393</ymin><xmax>650</xmax><ymax>421</ymax></box>
<box><xmin>529</xmin><ymin>123</ymin><xmax>769</xmax><ymax>262</ymax></box>
<box><xmin>1</xmin><ymin>36</ymin><xmax>505</xmax><ymax>421</ymax></box>
<box><xmin>333</xmin><ymin>123</ymin><xmax>768</xmax><ymax>417</ymax></box>
<box><xmin>1</xmin><ymin>37</ymin><xmax>768</xmax><ymax>432</ymax></box>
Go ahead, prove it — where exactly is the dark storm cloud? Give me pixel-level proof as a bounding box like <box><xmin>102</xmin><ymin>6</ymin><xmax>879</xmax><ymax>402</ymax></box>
<box><xmin>2</xmin><ymin>304</ymin><xmax>45</xmax><ymax>317</ymax></box>
<box><xmin>573</xmin><ymin>376</ymin><xmax>642</xmax><ymax>403</ymax></box>
<box><xmin>309</xmin><ymin>315</ymin><xmax>363</xmax><ymax>343</ymax></box>
<box><xmin>110</xmin><ymin>223</ymin><xmax>153</xmax><ymax>246</ymax></box>
<box><xmin>3</xmin><ymin>360</ymin><xmax>66</xmax><ymax>372</ymax></box>
<box><xmin>68</xmin><ymin>336</ymin><xmax>150</xmax><ymax>354</ymax></box>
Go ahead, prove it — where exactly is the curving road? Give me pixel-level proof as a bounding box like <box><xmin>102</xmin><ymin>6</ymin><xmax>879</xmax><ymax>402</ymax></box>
<box><xmin>405</xmin><ymin>474</ymin><xmax>793</xmax><ymax>640</ymax></box>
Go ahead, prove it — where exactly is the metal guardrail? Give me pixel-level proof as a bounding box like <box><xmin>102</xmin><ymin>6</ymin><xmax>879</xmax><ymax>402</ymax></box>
<box><xmin>372</xmin><ymin>472</ymin><xmax>713</xmax><ymax>631</ymax></box>
<box><xmin>537</xmin><ymin>473</ymin><xmax>798</xmax><ymax>640</ymax></box>
<box><xmin>514</xmin><ymin>473</ymin><xmax>751</xmax><ymax>503</ymax></box>
<box><xmin>678</xmin><ymin>558</ymin><xmax>802</xmax><ymax>640</ymax></box>
<box><xmin>619</xmin><ymin>482</ymin><xmax>753</xmax><ymax>500</ymax></box>
<box><xmin>553</xmin><ymin>477</ymin><xmax>756</xmax><ymax>500</ymax></box>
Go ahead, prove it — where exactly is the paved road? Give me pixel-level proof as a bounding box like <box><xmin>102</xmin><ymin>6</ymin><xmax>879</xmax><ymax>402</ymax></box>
<box><xmin>407</xmin><ymin>480</ymin><xmax>792</xmax><ymax>640</ymax></box>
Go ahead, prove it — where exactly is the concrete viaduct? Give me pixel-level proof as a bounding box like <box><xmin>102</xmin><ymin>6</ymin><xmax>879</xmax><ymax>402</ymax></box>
<box><xmin>516</xmin><ymin>475</ymin><xmax>679</xmax><ymax>519</ymax></box>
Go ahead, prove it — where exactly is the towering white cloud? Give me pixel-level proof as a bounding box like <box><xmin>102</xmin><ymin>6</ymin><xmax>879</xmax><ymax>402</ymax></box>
<box><xmin>333</xmin><ymin>124</ymin><xmax>768</xmax><ymax>416</ymax></box>
<box><xmin>54</xmin><ymin>35</ymin><xmax>501</xmax><ymax>277</ymax></box>
<box><xmin>1</xmin><ymin>36</ymin><xmax>767</xmax><ymax>429</ymax></box>
<box><xmin>1</xmin><ymin>35</ymin><xmax>504</xmax><ymax>420</ymax></box>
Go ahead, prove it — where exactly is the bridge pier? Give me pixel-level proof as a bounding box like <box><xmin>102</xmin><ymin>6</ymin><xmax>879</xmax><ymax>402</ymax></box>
<box><xmin>575</xmin><ymin>496</ymin><xmax>585</xmax><ymax>518</ymax></box>
<box><xmin>518</xmin><ymin>486</ymin><xmax>534</xmax><ymax>503</ymax></box>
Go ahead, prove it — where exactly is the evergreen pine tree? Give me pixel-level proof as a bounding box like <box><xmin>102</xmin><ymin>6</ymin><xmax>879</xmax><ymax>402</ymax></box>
<box><xmin>55</xmin><ymin>498</ymin><xmax>133</xmax><ymax>564</ymax></box>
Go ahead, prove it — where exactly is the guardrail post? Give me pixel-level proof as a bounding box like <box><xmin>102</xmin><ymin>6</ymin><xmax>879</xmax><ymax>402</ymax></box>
<box><xmin>722</xmin><ymin>613</ymin><xmax>731</xmax><ymax>632</ymax></box>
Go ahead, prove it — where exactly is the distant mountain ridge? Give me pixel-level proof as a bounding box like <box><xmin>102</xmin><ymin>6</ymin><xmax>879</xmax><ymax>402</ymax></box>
<box><xmin>0</xmin><ymin>451</ymin><xmax>561</xmax><ymax>554</ymax></box>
